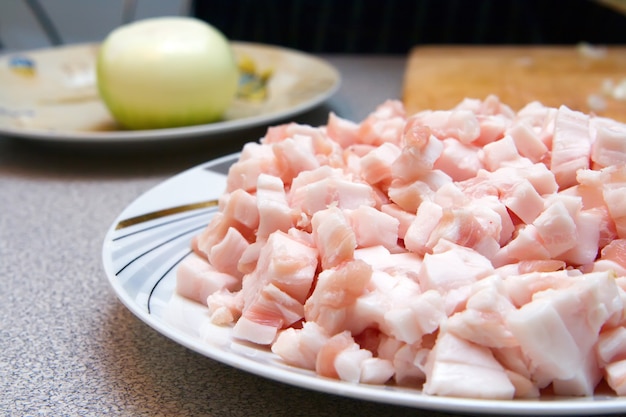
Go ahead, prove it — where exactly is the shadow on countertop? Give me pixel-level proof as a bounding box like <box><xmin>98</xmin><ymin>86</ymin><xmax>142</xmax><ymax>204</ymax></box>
<box><xmin>0</xmin><ymin>104</ymin><xmax>335</xmax><ymax>180</ymax></box>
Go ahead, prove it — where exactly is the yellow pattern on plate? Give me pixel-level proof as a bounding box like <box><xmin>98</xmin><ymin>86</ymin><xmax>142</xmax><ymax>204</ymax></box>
<box><xmin>0</xmin><ymin>42</ymin><xmax>340</xmax><ymax>142</ymax></box>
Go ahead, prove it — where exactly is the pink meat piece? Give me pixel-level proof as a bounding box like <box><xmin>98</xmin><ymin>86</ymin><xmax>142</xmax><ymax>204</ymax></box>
<box><xmin>335</xmin><ymin>271</ymin><xmax>395</xmax><ymax>336</ymax></box>
<box><xmin>271</xmin><ymin>136</ymin><xmax>320</xmax><ymax>185</ymax></box>
<box><xmin>597</xmin><ymin>326</ymin><xmax>626</xmax><ymax>367</ymax></box>
<box><xmin>550</xmin><ymin>105</ymin><xmax>592</xmax><ymax>190</ymax></box>
<box><xmin>552</xmin><ymin>353</ymin><xmax>603</xmax><ymax>397</ymax></box>
<box><xmin>515</xmin><ymin>100</ymin><xmax>554</xmax><ymax>125</ymax></box>
<box><xmin>510</xmin><ymin>162</ymin><xmax>559</xmax><ymax>196</ymax></box>
<box><xmin>289</xmin><ymin>165</ymin><xmax>342</xmax><ymax>192</ymax></box>
<box><xmin>289</xmin><ymin>169</ymin><xmax>378</xmax><ymax>216</ymax></box>
<box><xmin>571</xmin><ymin>169</ymin><xmax>619</xmax><ymax>247</ymax></box>
<box><xmin>478</xmin><ymin>94</ymin><xmax>517</xmax><ymax>118</ymax></box>
<box><xmin>341</xmin><ymin>146</ymin><xmax>368</xmax><ymax>179</ymax></box>
<box><xmin>501</xmin><ymin>270</ymin><xmax>574</xmax><ymax>307</ymax></box>
<box><xmin>261</xmin><ymin>122</ymin><xmax>292</xmax><ymax>144</ymax></box>
<box><xmin>347</xmin><ymin>262</ymin><xmax>440</xmax><ymax>342</ymax></box>
<box><xmin>413</xmin><ymin>109</ymin><xmax>481</xmax><ymax>144</ymax></box>
<box><xmin>311</xmin><ymin>206</ymin><xmax>356</xmax><ymax>269</ymax></box>
<box><xmin>287</xmin><ymin>227</ymin><xmax>315</xmax><ymax>247</ymax></box>
<box><xmin>176</xmin><ymin>253</ymin><xmax>240</xmax><ymax>306</ymax></box>
<box><xmin>359</xmin><ymin>142</ymin><xmax>402</xmax><ymax>186</ymax></box>
<box><xmin>389</xmin><ymin>342</ymin><xmax>431</xmax><ymax>386</ymax></box>
<box><xmin>304</xmin><ymin>260</ymin><xmax>372</xmax><ymax>335</ymax></box>
<box><xmin>456</xmin><ymin>171</ymin><xmax>500</xmax><ymax>200</ymax></box>
<box><xmin>515</xmin><ymin>101</ymin><xmax>558</xmax><ymax>149</ymax></box>
<box><xmin>245</xmin><ymin>230</ymin><xmax>318</xmax><ymax>304</ymax></box>
<box><xmin>236</xmin><ymin>240</ymin><xmax>264</xmax><ymax>275</ymax></box>
<box><xmin>234</xmin><ymin>231</ymin><xmax>318</xmax><ymax>344</ymax></box>
<box><xmin>271</xmin><ymin>321</ymin><xmax>330</xmax><ymax>370</ymax></box>
<box><xmin>353</xmin><ymin>246</ymin><xmax>423</xmax><ymax>283</ymax></box>
<box><xmin>195</xmin><ymin>189</ymin><xmax>259</xmax><ymax>256</ymax></box>
<box><xmin>604</xmin><ymin>185</ymin><xmax>626</xmax><ymax>240</ymax></box>
<box><xmin>315</xmin><ymin>331</ymin><xmax>357</xmax><ymax>379</ymax></box>
<box><xmin>412</xmin><ymin>205</ymin><xmax>500</xmax><ymax>256</ymax></box>
<box><xmin>418</xmin><ymin>239</ymin><xmax>494</xmax><ymax>293</ymax></box>
<box><xmin>494</xmin><ymin>225</ymin><xmax>551</xmax><ymax>267</ymax></box>
<box><xmin>312</xmin><ymin>328</ymin><xmax>395</xmax><ymax>384</ymax></box>
<box><xmin>383</xmin><ymin>289</ymin><xmax>446</xmax><ymax>345</ymax></box>
<box><xmin>475</xmin><ymin>114</ymin><xmax>509</xmax><ymax>146</ymax></box>
<box><xmin>506</xmin><ymin>121</ymin><xmax>549</xmax><ymax>163</ymax></box>
<box><xmin>334</xmin><ymin>344</ymin><xmax>394</xmax><ymax>384</ymax></box>
<box><xmin>356</xmin><ymin>100</ymin><xmax>406</xmax><ymax>146</ymax></box>
<box><xmin>499</xmin><ymin>179</ymin><xmax>545</xmax><ymax>225</ymax></box>
<box><xmin>326</xmin><ymin>112</ymin><xmax>361</xmax><ymax>147</ymax></box>
<box><xmin>593</xmin><ymin>259</ymin><xmax>626</xmax><ymax>278</ymax></box>
<box><xmin>505</xmin><ymin>370</ymin><xmax>541</xmax><ymax>398</ymax></box>
<box><xmin>590</xmin><ymin>118</ymin><xmax>626</xmax><ymax>168</ymax></box>
<box><xmin>457</xmin><ymin>95</ymin><xmax>514</xmax><ymax>146</ymax></box>
<box><xmin>599</xmin><ymin>239</ymin><xmax>626</xmax><ymax>271</ymax></box>
<box><xmin>207</xmin><ymin>226</ymin><xmax>249</xmax><ymax>278</ymax></box>
<box><xmin>221</xmin><ymin>189</ymin><xmax>260</xmax><ymax>231</ymax></box>
<box><xmin>476</xmin><ymin>196</ymin><xmax>516</xmax><ymax>246</ymax></box>
<box><xmin>452</xmin><ymin>97</ymin><xmax>483</xmax><ymax>112</ymax></box>
<box><xmin>432</xmin><ymin>179</ymin><xmax>468</xmax><ymax>207</ymax></box>
<box><xmin>404</xmin><ymin>200</ymin><xmax>443</xmax><ymax>255</ymax></box>
<box><xmin>380</xmin><ymin>203</ymin><xmax>416</xmax><ymax>240</ymax></box>
<box><xmin>261</xmin><ymin>123</ymin><xmax>342</xmax><ymax>168</ymax></box>
<box><xmin>578</xmin><ymin>166</ymin><xmax>626</xmax><ymax>241</ymax></box>
<box><xmin>353</xmin><ymin>245</ymin><xmax>395</xmax><ymax>267</ymax></box>
<box><xmin>387</xmin><ymin>170</ymin><xmax>451</xmax><ymax>213</ymax></box>
<box><xmin>423</xmin><ymin>331</ymin><xmax>515</xmax><ymax>399</ymax></box>
<box><xmin>492</xmin><ymin>346</ymin><xmax>536</xmax><ymax>385</ymax></box>
<box><xmin>459</xmin><ymin>162</ymin><xmax>558</xmax><ymax>205</ymax></box>
<box><xmin>345</xmin><ymin>205</ymin><xmax>400</xmax><ymax>251</ymax></box>
<box><xmin>455</xmin><ymin>203</ymin><xmax>503</xmax><ymax>259</ymax></box>
<box><xmin>570</xmin><ymin>168</ymin><xmax>607</xmax><ymax>208</ymax></box>
<box><xmin>558</xmin><ymin>208</ymin><xmax>602</xmax><ymax>266</ymax></box>
<box><xmin>481</xmin><ymin>135</ymin><xmax>523</xmax><ymax>172</ymax></box>
<box><xmin>597</xmin><ymin>314</ymin><xmax>626</xmax><ymax>395</ymax></box>
<box><xmin>433</xmin><ymin>138</ymin><xmax>483</xmax><ymax>181</ymax></box>
<box><xmin>446</xmin><ymin>276</ymin><xmax>518</xmax><ymax>348</ymax></box>
<box><xmin>392</xmin><ymin>121</ymin><xmax>444</xmax><ymax>182</ymax></box>
<box><xmin>505</xmin><ymin>270</ymin><xmax>622</xmax><ymax>396</ymax></box>
<box><xmin>357</xmin><ymin>357</ymin><xmax>396</xmax><ymax>385</ymax></box>
<box><xmin>255</xmin><ymin>174</ymin><xmax>293</xmax><ymax>239</ymax></box>
<box><xmin>206</xmin><ymin>289</ymin><xmax>243</xmax><ymax>325</ymax></box>
<box><xmin>495</xmin><ymin>260</ymin><xmax>566</xmax><ymax>278</ymax></box>
<box><xmin>605</xmin><ymin>360</ymin><xmax>626</xmax><ymax>396</ymax></box>
<box><xmin>500</xmin><ymin>179</ymin><xmax>544</xmax><ymax>224</ymax></box>
<box><xmin>262</xmin><ymin>121</ymin><xmax>327</xmax><ymax>147</ymax></box>
<box><xmin>233</xmin><ymin>283</ymin><xmax>304</xmax><ymax>345</ymax></box>
<box><xmin>532</xmin><ymin>197</ymin><xmax>579</xmax><ymax>258</ymax></box>
<box><xmin>381</xmin><ymin>252</ymin><xmax>424</xmax><ymax>282</ymax></box>
<box><xmin>226</xmin><ymin>142</ymin><xmax>279</xmax><ymax>192</ymax></box>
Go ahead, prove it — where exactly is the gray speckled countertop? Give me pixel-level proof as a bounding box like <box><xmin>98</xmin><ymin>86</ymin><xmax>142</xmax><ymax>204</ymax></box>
<box><xmin>0</xmin><ymin>55</ymin><xmax>469</xmax><ymax>417</ymax></box>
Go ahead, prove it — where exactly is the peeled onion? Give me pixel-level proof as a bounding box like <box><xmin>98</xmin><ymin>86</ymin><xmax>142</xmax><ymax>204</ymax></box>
<box><xmin>96</xmin><ymin>17</ymin><xmax>238</xmax><ymax>130</ymax></box>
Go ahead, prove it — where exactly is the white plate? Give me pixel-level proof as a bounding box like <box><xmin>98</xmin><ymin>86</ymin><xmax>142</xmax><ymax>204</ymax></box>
<box><xmin>102</xmin><ymin>154</ymin><xmax>626</xmax><ymax>416</ymax></box>
<box><xmin>0</xmin><ymin>42</ymin><xmax>339</xmax><ymax>143</ymax></box>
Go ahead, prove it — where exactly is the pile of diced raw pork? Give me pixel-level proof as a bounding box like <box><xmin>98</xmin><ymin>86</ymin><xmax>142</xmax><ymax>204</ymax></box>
<box><xmin>176</xmin><ymin>95</ymin><xmax>626</xmax><ymax>400</ymax></box>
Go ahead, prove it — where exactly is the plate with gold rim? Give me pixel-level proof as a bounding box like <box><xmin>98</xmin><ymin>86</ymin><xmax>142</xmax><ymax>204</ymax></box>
<box><xmin>102</xmin><ymin>153</ymin><xmax>626</xmax><ymax>416</ymax></box>
<box><xmin>0</xmin><ymin>42</ymin><xmax>340</xmax><ymax>143</ymax></box>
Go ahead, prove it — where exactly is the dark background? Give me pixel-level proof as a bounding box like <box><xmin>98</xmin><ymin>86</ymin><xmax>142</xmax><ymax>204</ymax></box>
<box><xmin>194</xmin><ymin>0</ymin><xmax>626</xmax><ymax>54</ymax></box>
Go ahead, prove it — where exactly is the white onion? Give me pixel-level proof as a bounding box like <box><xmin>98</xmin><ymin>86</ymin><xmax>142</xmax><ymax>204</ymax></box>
<box><xmin>96</xmin><ymin>17</ymin><xmax>238</xmax><ymax>130</ymax></box>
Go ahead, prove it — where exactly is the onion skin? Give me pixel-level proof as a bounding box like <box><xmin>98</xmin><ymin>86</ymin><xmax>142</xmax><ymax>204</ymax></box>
<box><xmin>96</xmin><ymin>17</ymin><xmax>239</xmax><ymax>130</ymax></box>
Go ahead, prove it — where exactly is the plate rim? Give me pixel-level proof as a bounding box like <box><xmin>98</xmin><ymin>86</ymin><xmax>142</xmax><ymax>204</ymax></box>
<box><xmin>0</xmin><ymin>41</ymin><xmax>341</xmax><ymax>143</ymax></box>
<box><xmin>101</xmin><ymin>154</ymin><xmax>626</xmax><ymax>416</ymax></box>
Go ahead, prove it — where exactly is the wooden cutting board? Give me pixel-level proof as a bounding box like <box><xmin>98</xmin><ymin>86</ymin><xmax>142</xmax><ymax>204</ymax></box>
<box><xmin>402</xmin><ymin>45</ymin><xmax>626</xmax><ymax>122</ymax></box>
